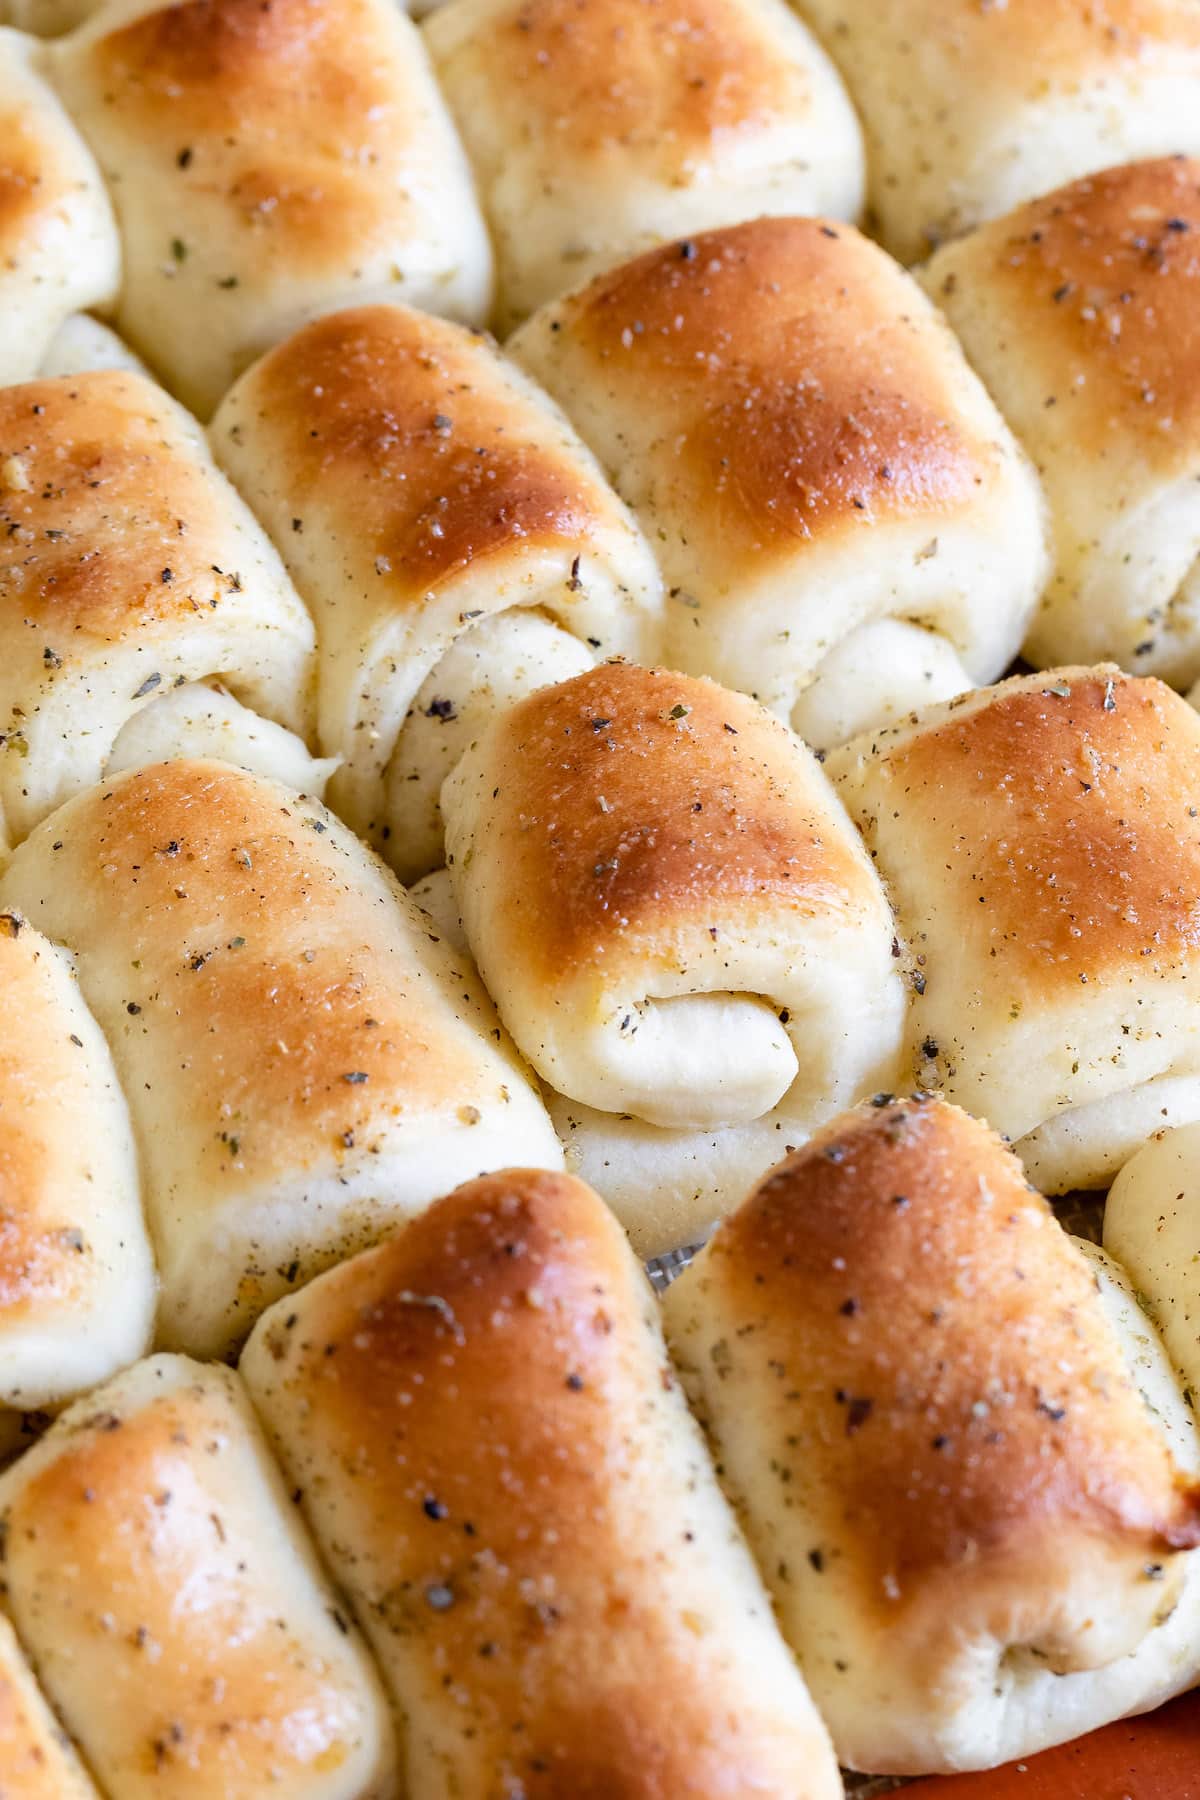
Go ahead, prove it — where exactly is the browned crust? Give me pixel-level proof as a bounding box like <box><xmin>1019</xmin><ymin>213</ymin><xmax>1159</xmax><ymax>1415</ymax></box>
<box><xmin>18</xmin><ymin>761</ymin><xmax>494</xmax><ymax>1194</ymax></box>
<box><xmin>222</xmin><ymin>305</ymin><xmax>612</xmax><ymax>595</ymax></box>
<box><xmin>930</xmin><ymin>156</ymin><xmax>1200</xmax><ymax>456</ymax></box>
<box><xmin>865</xmin><ymin>672</ymin><xmax>1200</xmax><ymax>995</ymax></box>
<box><xmin>442</xmin><ymin>0</ymin><xmax>815</xmax><ymax>170</ymax></box>
<box><xmin>81</xmin><ymin>0</ymin><xmax>431</xmax><ymax>275</ymax></box>
<box><xmin>537</xmin><ymin>217</ymin><xmax>995</xmax><ymax>559</ymax></box>
<box><xmin>459</xmin><ymin>662</ymin><xmax>871</xmax><ymax>979</ymax></box>
<box><xmin>0</xmin><ymin>922</ymin><xmax>95</xmax><ymax>1320</ymax></box>
<box><xmin>0</xmin><ymin>1617</ymin><xmax>90</xmax><ymax>1798</ymax></box>
<box><xmin>0</xmin><ymin>100</ymin><xmax>70</xmax><ymax>249</ymax></box>
<box><xmin>0</xmin><ymin>370</ymin><xmax>254</xmax><ymax>639</ymax></box>
<box><xmin>706</xmin><ymin>1098</ymin><xmax>1200</xmax><ymax>1609</ymax></box>
<box><xmin>0</xmin><ymin>1367</ymin><xmax>367</xmax><ymax>1784</ymax></box>
<box><xmin>251</xmin><ymin>1166</ymin><xmax>815</xmax><ymax>1795</ymax></box>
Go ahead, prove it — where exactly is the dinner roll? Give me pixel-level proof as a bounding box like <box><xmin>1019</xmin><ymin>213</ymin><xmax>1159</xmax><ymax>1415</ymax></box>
<box><xmin>0</xmin><ymin>1612</ymin><xmax>97</xmax><ymax>1798</ymax></box>
<box><xmin>925</xmin><ymin>158</ymin><xmax>1200</xmax><ymax>685</ymax></box>
<box><xmin>0</xmin><ymin>28</ymin><xmax>118</xmax><ymax>384</ymax></box>
<box><xmin>828</xmin><ymin>668</ymin><xmax>1200</xmax><ymax>1193</ymax></box>
<box><xmin>0</xmin><ymin>366</ymin><xmax>316</xmax><ymax>847</ymax></box>
<box><xmin>0</xmin><ymin>911</ymin><xmax>153</xmax><ymax>1415</ymax></box>
<box><xmin>212</xmin><ymin>304</ymin><xmax>662</xmax><ymax>878</ymax></box>
<box><xmin>0</xmin><ymin>759</ymin><xmax>562</xmax><ymax>1357</ymax></box>
<box><xmin>50</xmin><ymin>0</ymin><xmax>492</xmax><ymax>417</ymax></box>
<box><xmin>510</xmin><ymin>219</ymin><xmax>1048</xmax><ymax>748</ymax></box>
<box><xmin>0</xmin><ymin>1354</ymin><xmax>397</xmax><ymax>1797</ymax></box>
<box><xmin>443</xmin><ymin>664</ymin><xmax>905</xmax><ymax>1253</ymax></box>
<box><xmin>425</xmin><ymin>0</ymin><xmax>863</xmax><ymax>328</ymax></box>
<box><xmin>241</xmin><ymin>1167</ymin><xmax>842</xmax><ymax>1800</ymax></box>
<box><xmin>1105</xmin><ymin>1121</ymin><xmax>1200</xmax><ymax>1404</ymax></box>
<box><xmin>664</xmin><ymin>1097</ymin><xmax>1200</xmax><ymax>1774</ymax></box>
<box><xmin>790</xmin><ymin>0</ymin><xmax>1200</xmax><ymax>263</ymax></box>
<box><xmin>444</xmin><ymin>656</ymin><xmax>903</xmax><ymax>1138</ymax></box>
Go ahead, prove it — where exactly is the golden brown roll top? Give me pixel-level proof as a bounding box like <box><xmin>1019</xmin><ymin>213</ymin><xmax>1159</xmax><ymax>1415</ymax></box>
<box><xmin>212</xmin><ymin>303</ymin><xmax>662</xmax><ymax>873</ymax></box>
<box><xmin>664</xmin><ymin>1097</ymin><xmax>1200</xmax><ymax>1774</ymax></box>
<box><xmin>0</xmin><ymin>911</ymin><xmax>154</xmax><ymax>1415</ymax></box>
<box><xmin>791</xmin><ymin>0</ymin><xmax>1200</xmax><ymax>263</ymax></box>
<box><xmin>443</xmin><ymin>661</ymin><xmax>903</xmax><ymax>1125</ymax></box>
<box><xmin>50</xmin><ymin>0</ymin><xmax>492</xmax><ymax>417</ymax></box>
<box><xmin>0</xmin><ymin>1612</ymin><xmax>97</xmax><ymax>1798</ymax></box>
<box><xmin>425</xmin><ymin>0</ymin><xmax>863</xmax><ymax>327</ymax></box>
<box><xmin>0</xmin><ymin>27</ymin><xmax>119</xmax><ymax>384</ymax></box>
<box><xmin>0</xmin><ymin>1354</ymin><xmax>397</xmax><ymax>1798</ymax></box>
<box><xmin>0</xmin><ymin>759</ymin><xmax>562</xmax><ymax>1358</ymax></box>
<box><xmin>440</xmin><ymin>661</ymin><xmax>905</xmax><ymax>1255</ymax></box>
<box><xmin>241</xmin><ymin>1167</ymin><xmax>842</xmax><ymax>1800</ymax></box>
<box><xmin>828</xmin><ymin>667</ymin><xmax>1200</xmax><ymax>1193</ymax></box>
<box><xmin>925</xmin><ymin>157</ymin><xmax>1200</xmax><ymax>683</ymax></box>
<box><xmin>0</xmin><ymin>366</ymin><xmax>316</xmax><ymax>844</ymax></box>
<box><xmin>511</xmin><ymin>218</ymin><xmax>1048</xmax><ymax>748</ymax></box>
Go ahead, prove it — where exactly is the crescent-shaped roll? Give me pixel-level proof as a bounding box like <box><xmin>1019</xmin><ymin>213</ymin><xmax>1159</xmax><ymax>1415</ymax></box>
<box><xmin>49</xmin><ymin>0</ymin><xmax>492</xmax><ymax>419</ymax></box>
<box><xmin>425</xmin><ymin>0</ymin><xmax>864</xmax><ymax>329</ymax></box>
<box><xmin>509</xmin><ymin>218</ymin><xmax>1049</xmax><ymax>749</ymax></box>
<box><xmin>789</xmin><ymin>0</ymin><xmax>1200</xmax><ymax>264</ymax></box>
<box><xmin>924</xmin><ymin>158</ymin><xmax>1200</xmax><ymax>685</ymax></box>
<box><xmin>0</xmin><ymin>1613</ymin><xmax>97</xmax><ymax>1798</ymax></box>
<box><xmin>663</xmin><ymin>1097</ymin><xmax>1200</xmax><ymax>1775</ymax></box>
<box><xmin>1105</xmin><ymin>1121</ymin><xmax>1200</xmax><ymax>1405</ymax></box>
<box><xmin>240</xmin><ymin>1167</ymin><xmax>842</xmax><ymax>1800</ymax></box>
<box><xmin>0</xmin><ymin>910</ymin><xmax>153</xmax><ymax>1415</ymax></box>
<box><xmin>827</xmin><ymin>667</ymin><xmax>1200</xmax><ymax>1194</ymax></box>
<box><xmin>0</xmin><ymin>759</ymin><xmax>562</xmax><ymax>1357</ymax></box>
<box><xmin>0</xmin><ymin>28</ymin><xmax>119</xmax><ymax>385</ymax></box>
<box><xmin>0</xmin><ymin>366</ymin><xmax>316</xmax><ymax>847</ymax></box>
<box><xmin>211</xmin><ymin>304</ymin><xmax>663</xmax><ymax>878</ymax></box>
<box><xmin>443</xmin><ymin>662</ymin><xmax>904</xmax><ymax>1127</ymax></box>
<box><xmin>0</xmin><ymin>1355</ymin><xmax>397</xmax><ymax>1798</ymax></box>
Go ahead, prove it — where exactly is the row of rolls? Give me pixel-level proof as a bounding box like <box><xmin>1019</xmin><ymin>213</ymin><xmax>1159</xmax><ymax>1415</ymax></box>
<box><xmin>6</xmin><ymin>519</ymin><xmax>1200</xmax><ymax>1785</ymax></box>
<box><xmin>0</xmin><ymin>169</ymin><xmax>1198</xmax><ymax>1228</ymax></box>
<box><xmin>9</xmin><ymin>642</ymin><xmax>1200</xmax><ymax>1374</ymax></box>
<box><xmin>3</xmin><ymin>1103</ymin><xmax>1200</xmax><ymax>1794</ymax></box>
<box><xmin>9</xmin><ymin>157</ymin><xmax>1200</xmax><ymax>857</ymax></box>
<box><xmin>1</xmin><ymin>0</ymin><xmax>1200</xmax><ymax>385</ymax></box>
<box><xmin>2</xmin><ymin>0</ymin><xmax>1200</xmax><ymax>1785</ymax></box>
<box><xmin>5</xmin><ymin>118</ymin><xmax>1200</xmax><ymax>835</ymax></box>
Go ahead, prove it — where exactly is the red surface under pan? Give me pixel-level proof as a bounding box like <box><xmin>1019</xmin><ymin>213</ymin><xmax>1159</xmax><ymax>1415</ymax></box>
<box><xmin>903</xmin><ymin>1691</ymin><xmax>1200</xmax><ymax>1798</ymax></box>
